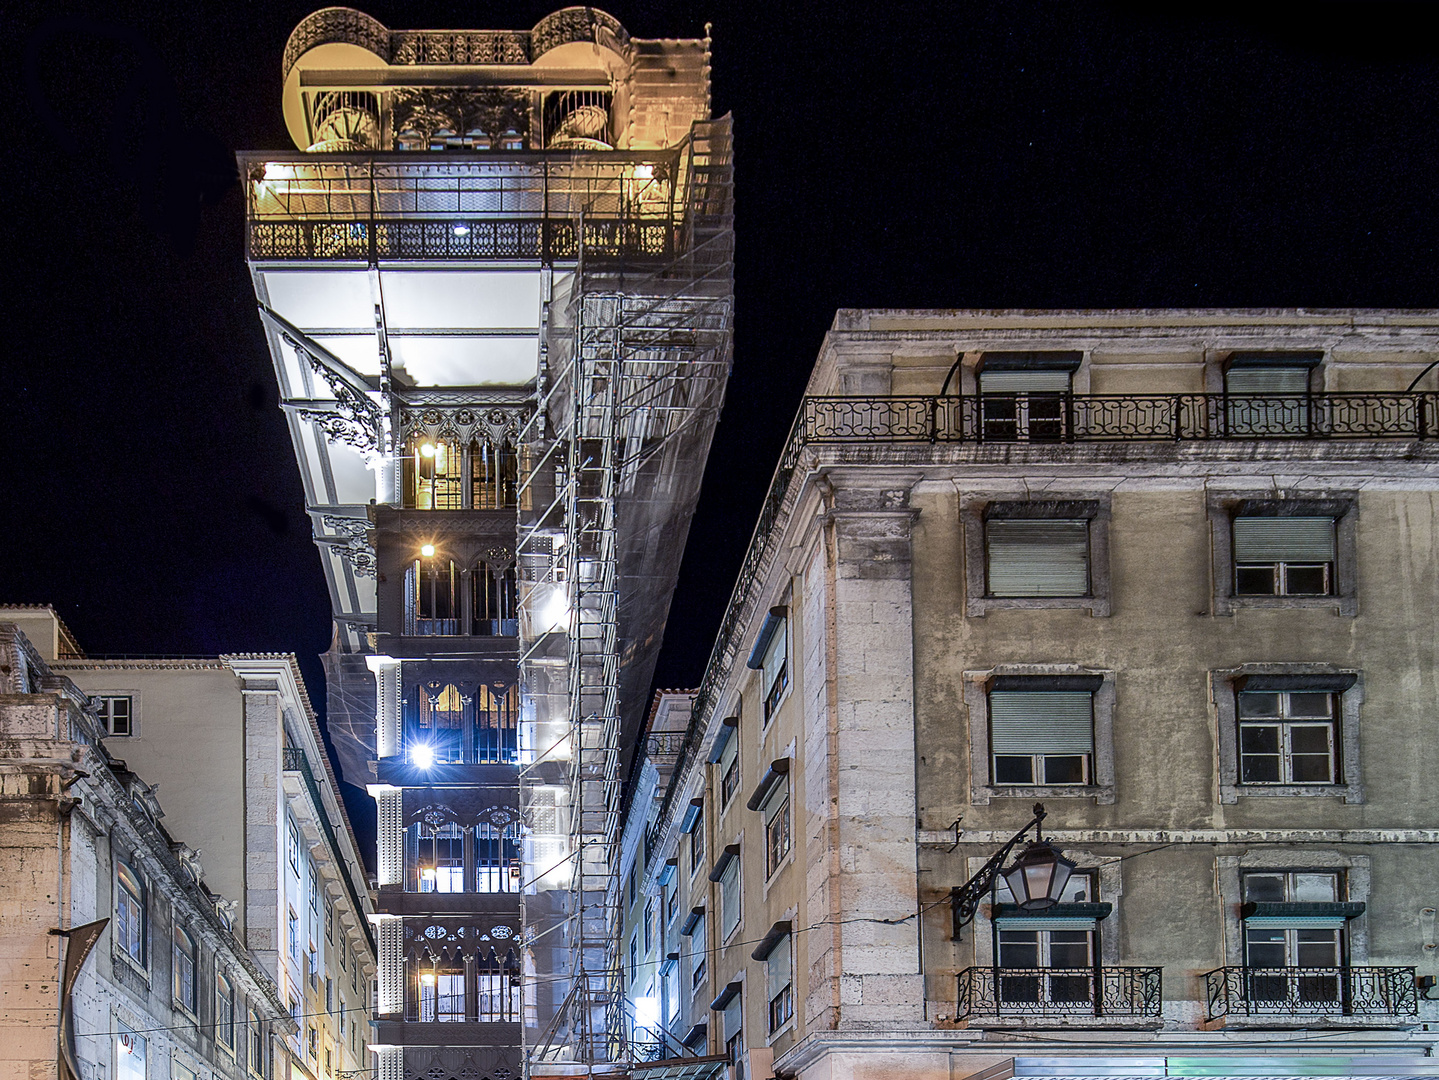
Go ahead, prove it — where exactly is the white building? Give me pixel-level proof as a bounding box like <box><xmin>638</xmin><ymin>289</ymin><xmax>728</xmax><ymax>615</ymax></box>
<box><xmin>0</xmin><ymin>618</ymin><xmax>295</xmax><ymax>1080</ymax></box>
<box><xmin>2</xmin><ymin>605</ymin><xmax>378</xmax><ymax>1080</ymax></box>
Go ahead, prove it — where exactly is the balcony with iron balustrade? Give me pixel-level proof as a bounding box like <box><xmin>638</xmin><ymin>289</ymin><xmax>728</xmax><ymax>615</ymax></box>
<box><xmin>955</xmin><ymin>966</ymin><xmax>1163</xmax><ymax>1029</ymax></box>
<box><xmin>1203</xmin><ymin>966</ymin><xmax>1420</xmax><ymax>1027</ymax></box>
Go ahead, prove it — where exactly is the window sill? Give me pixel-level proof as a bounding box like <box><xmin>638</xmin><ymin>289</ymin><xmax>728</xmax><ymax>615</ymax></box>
<box><xmin>967</xmin><ymin>595</ymin><xmax>1111</xmax><ymax>618</ymax></box>
<box><xmin>1220</xmin><ymin>782</ymin><xmax>1364</xmax><ymax>805</ymax></box>
<box><xmin>1217</xmin><ymin>594</ymin><xmax>1356</xmax><ymax>617</ymax></box>
<box><xmin>766</xmin><ymin>1018</ymin><xmax>796</xmax><ymax>1046</ymax></box>
<box><xmin>763</xmin><ymin>852</ymin><xmax>794</xmax><ymax>898</ymax></box>
<box><xmin>974</xmin><ymin>784</ymin><xmax>1116</xmax><ymax>806</ymax></box>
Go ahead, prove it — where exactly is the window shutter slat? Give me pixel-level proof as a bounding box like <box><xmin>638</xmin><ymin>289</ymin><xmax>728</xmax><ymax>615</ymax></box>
<box><xmin>990</xmin><ymin>691</ymin><xmax>1094</xmax><ymax>754</ymax></box>
<box><xmin>762</xmin><ymin>622</ymin><xmax>787</xmax><ymax>688</ymax></box>
<box><xmin>1233</xmin><ymin>517</ymin><xmax>1336</xmax><ymax>563</ymax></box>
<box><xmin>721</xmin><ymin>861</ymin><xmax>740</xmax><ymax>938</ymax></box>
<box><xmin>1226</xmin><ymin>367</ymin><xmax>1310</xmax><ymax>395</ymax></box>
<box><xmin>987</xmin><ymin>520</ymin><xmax>1089</xmax><ymax>596</ymax></box>
<box><xmin>980</xmin><ymin>369</ymin><xmax>1073</xmax><ymax>393</ymax></box>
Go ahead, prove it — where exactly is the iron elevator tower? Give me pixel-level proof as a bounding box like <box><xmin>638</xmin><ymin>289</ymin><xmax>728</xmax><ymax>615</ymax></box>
<box><xmin>241</xmin><ymin>10</ymin><xmax>733</xmax><ymax>1079</ymax></box>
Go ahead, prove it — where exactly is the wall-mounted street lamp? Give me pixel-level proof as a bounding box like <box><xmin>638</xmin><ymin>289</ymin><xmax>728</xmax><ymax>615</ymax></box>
<box><xmin>949</xmin><ymin>802</ymin><xmax>1076</xmax><ymax>939</ymax></box>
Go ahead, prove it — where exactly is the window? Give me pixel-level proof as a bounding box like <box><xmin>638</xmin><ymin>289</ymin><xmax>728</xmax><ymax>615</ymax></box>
<box><xmin>978</xmin><ymin>353</ymin><xmax>1080</xmax><ymax>441</ymax></box>
<box><xmin>288</xmin><ymin>909</ymin><xmax>300</xmax><ymax>961</ymax></box>
<box><xmin>746</xmin><ymin>608</ymin><xmax>789</xmax><ymax>724</ymax></box>
<box><xmin>248</xmin><ymin>1011</ymin><xmax>264</xmax><ymax>1076</ymax></box>
<box><xmin>1208</xmin><ymin>493</ymin><xmax>1357</xmax><ymax>616</ymax></box>
<box><xmin>764</xmin><ymin>934</ymin><xmax>793</xmax><ymax>1034</ymax></box>
<box><xmin>717</xmin><ymin>725</ymin><xmax>740</xmax><ymax>809</ymax></box>
<box><xmin>1241</xmin><ymin>871</ymin><xmax>1347</xmax><ymax>1003</ymax></box>
<box><xmin>964</xmin><ymin>498</ymin><xmax>1111</xmax><ymax>617</ymax></box>
<box><xmin>97</xmin><ymin>695</ymin><xmax>134</xmax><ymax>736</ymax></box>
<box><xmin>719</xmin><ymin>852</ymin><xmax>741</xmax><ymax>941</ymax></box>
<box><xmin>309</xmin><ymin>945</ymin><xmax>319</xmax><ymax>990</ymax></box>
<box><xmin>763</xmin><ymin>784</ymin><xmax>790</xmax><ymax>878</ymax></box>
<box><xmin>644</xmin><ymin>899</ymin><xmax>654</xmax><ymax>952</ymax></box>
<box><xmin>986</xmin><ymin>519</ymin><xmax>1089</xmax><ymax>597</ymax></box>
<box><xmin>630</xmin><ymin>936</ymin><xmax>639</xmax><ymax>983</ymax></box>
<box><xmin>1224</xmin><ymin>353</ymin><xmax>1317</xmax><ymax>436</ymax></box>
<box><xmin>629</xmin><ymin>863</ymin><xmax>638</xmax><ymax>906</ymax></box>
<box><xmin>722</xmin><ymin>996</ymin><xmax>744</xmax><ymax>1069</ymax></box>
<box><xmin>403</xmin><ymin>436</ymin><xmax>462</xmax><ymax>510</ymax></box>
<box><xmin>419</xmin><ymin>968</ymin><xmax>466</xmax><ymax>1022</ymax></box>
<box><xmin>308</xmin><ymin>856</ymin><xmax>320</xmax><ymax>910</ymax></box>
<box><xmin>325</xmin><ymin>899</ymin><xmax>335</xmax><ymax>942</ymax></box>
<box><xmin>1239</xmin><ymin>690</ymin><xmax>1338</xmax><ymax>785</ymax></box>
<box><xmin>968</xmin><ymin>671</ymin><xmax>1116</xmax><ymax>804</ymax></box>
<box><xmin>217</xmin><ymin>973</ymin><xmax>235</xmax><ymax>1049</ymax></box>
<box><xmin>288</xmin><ymin>818</ymin><xmax>301</xmax><ymax>873</ymax></box>
<box><xmin>338</xmin><ymin>936</ymin><xmax>347</xmax><ymax>970</ymax></box>
<box><xmin>115</xmin><ymin>860</ymin><xmax>146</xmax><ymax>966</ymax></box>
<box><xmin>690</xmin><ymin>810</ymin><xmax>705</xmax><ymax>869</ymax></box>
<box><xmin>1234</xmin><ymin>516</ymin><xmax>1335</xmax><ymax>596</ymax></box>
<box><xmin>1214</xmin><ymin>668</ymin><xmax>1361</xmax><ymax>803</ymax></box>
<box><xmin>115</xmin><ymin>1022</ymin><xmax>146</xmax><ymax>1080</ymax></box>
<box><xmin>992</xmin><ymin>871</ymin><xmax>1100</xmax><ymax>1004</ymax></box>
<box><xmin>416</xmin><ymin>820</ymin><xmax>466</xmax><ymax>892</ymax></box>
<box><xmin>307</xmin><ymin>1026</ymin><xmax>318</xmax><ymax>1059</ymax></box>
<box><xmin>172</xmin><ymin>927</ymin><xmax>196</xmax><ymax>1012</ymax></box>
<box><xmin>687</xmin><ymin>911</ymin><xmax>707</xmax><ymax>990</ymax></box>
<box><xmin>326</xmin><ymin>977</ymin><xmax>334</xmax><ymax>1013</ymax></box>
<box><xmin>172</xmin><ymin>1057</ymin><xmax>196</xmax><ymax>1080</ymax></box>
<box><xmin>760</xmin><ymin>622</ymin><xmax>788</xmax><ymax>723</ymax></box>
<box><xmin>990</xmin><ymin>688</ymin><xmax>1094</xmax><ymax>786</ymax></box>
<box><xmin>666</xmin><ymin>883</ymin><xmax>679</xmax><ymax>925</ymax></box>
<box><xmin>324</xmin><ymin>1047</ymin><xmax>332</xmax><ymax>1078</ymax></box>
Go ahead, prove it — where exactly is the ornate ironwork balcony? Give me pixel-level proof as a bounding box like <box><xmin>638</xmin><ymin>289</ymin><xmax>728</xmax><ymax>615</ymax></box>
<box><xmin>956</xmin><ymin>966</ymin><xmax>1162</xmax><ymax>1020</ymax></box>
<box><xmin>802</xmin><ymin>393</ymin><xmax>1439</xmax><ymax>444</ymax></box>
<box><xmin>1204</xmin><ymin>966</ymin><xmax>1419</xmax><ymax>1020</ymax></box>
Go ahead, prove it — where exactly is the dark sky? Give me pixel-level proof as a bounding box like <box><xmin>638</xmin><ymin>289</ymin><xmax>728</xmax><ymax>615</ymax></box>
<box><xmin>5</xmin><ymin>1</ymin><xmax>1439</xmax><ymax>846</ymax></box>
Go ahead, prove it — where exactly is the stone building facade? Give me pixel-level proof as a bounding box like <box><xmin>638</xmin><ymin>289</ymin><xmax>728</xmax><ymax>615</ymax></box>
<box><xmin>1</xmin><ymin>607</ymin><xmax>378</xmax><ymax>1080</ymax></box>
<box><xmin>0</xmin><ymin>620</ymin><xmax>295</xmax><ymax>1080</ymax></box>
<box><xmin>625</xmin><ymin>310</ymin><xmax>1439</xmax><ymax>1080</ymax></box>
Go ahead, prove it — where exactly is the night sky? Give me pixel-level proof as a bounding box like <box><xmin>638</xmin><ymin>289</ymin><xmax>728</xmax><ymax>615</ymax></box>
<box><xmin>5</xmin><ymin>1</ymin><xmax>1439</xmax><ymax>847</ymax></box>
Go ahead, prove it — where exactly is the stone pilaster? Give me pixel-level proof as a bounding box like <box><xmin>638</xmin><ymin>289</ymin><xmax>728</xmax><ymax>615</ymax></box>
<box><xmin>803</xmin><ymin>479</ymin><xmax>924</xmax><ymax>1030</ymax></box>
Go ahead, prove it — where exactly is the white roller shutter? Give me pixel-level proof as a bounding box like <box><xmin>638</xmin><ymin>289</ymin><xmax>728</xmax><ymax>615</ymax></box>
<box><xmin>990</xmin><ymin>691</ymin><xmax>1094</xmax><ymax>754</ymax></box>
<box><xmin>986</xmin><ymin>520</ymin><xmax>1089</xmax><ymax>597</ymax></box>
<box><xmin>766</xmin><ymin>935</ymin><xmax>792</xmax><ymax>1000</ymax></box>
<box><xmin>1233</xmin><ymin>517</ymin><xmax>1336</xmax><ymax>563</ymax></box>
<box><xmin>980</xmin><ymin>369</ymin><xmax>1073</xmax><ymax>393</ymax></box>
<box><xmin>1226</xmin><ymin>366</ymin><xmax>1310</xmax><ymax>394</ymax></box>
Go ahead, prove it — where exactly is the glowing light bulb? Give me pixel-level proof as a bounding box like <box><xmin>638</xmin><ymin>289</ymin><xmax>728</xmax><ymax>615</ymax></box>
<box><xmin>420</xmin><ymin>544</ymin><xmax>436</xmax><ymax>558</ymax></box>
<box><xmin>633</xmin><ymin>164</ymin><xmax>654</xmax><ymax>180</ymax></box>
<box><xmin>420</xmin><ymin>442</ymin><xmax>436</xmax><ymax>458</ymax></box>
<box><xmin>412</xmin><ymin>743</ymin><xmax>435</xmax><ymax>769</ymax></box>
<box><xmin>452</xmin><ymin>224</ymin><xmax>470</xmax><ymax>236</ymax></box>
<box><xmin>420</xmin><ymin>973</ymin><xmax>435</xmax><ymax>986</ymax></box>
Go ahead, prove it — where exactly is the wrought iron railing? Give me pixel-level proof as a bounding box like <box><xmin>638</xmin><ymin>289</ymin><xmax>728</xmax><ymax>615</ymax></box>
<box><xmin>250</xmin><ymin>216</ymin><xmax>674</xmax><ymax>262</ymax></box>
<box><xmin>802</xmin><ymin>392</ymin><xmax>1439</xmax><ymax>444</ymax></box>
<box><xmin>956</xmin><ymin>966</ymin><xmax>1162</xmax><ymax>1019</ymax></box>
<box><xmin>1204</xmin><ymin>965</ymin><xmax>1418</xmax><ymax>1019</ymax></box>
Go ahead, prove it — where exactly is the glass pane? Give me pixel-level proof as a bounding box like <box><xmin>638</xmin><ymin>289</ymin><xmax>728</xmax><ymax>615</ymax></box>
<box><xmin>1042</xmin><ymin>755</ymin><xmax>1086</xmax><ymax>784</ymax></box>
<box><xmin>998</xmin><ymin>931</ymin><xmax>1039</xmax><ymax>967</ymax></box>
<box><xmin>1243</xmin><ymin>874</ymin><xmax>1286</xmax><ymax>902</ymax></box>
<box><xmin>1282</xmin><ymin>564</ymin><xmax>1330</xmax><ymax>595</ymax></box>
<box><xmin>1239</xmin><ymin>693</ymin><xmax>1281</xmax><ymax>718</ymax></box>
<box><xmin>1287</xmin><ymin>693</ymin><xmax>1333</xmax><ymax>718</ymax></box>
<box><xmin>1047</xmin><ymin>931</ymin><xmax>1091</xmax><ymax>968</ymax></box>
<box><xmin>1235</xmin><ymin>565</ymin><xmax>1277</xmax><ymax>595</ymax></box>
<box><xmin>1241</xmin><ymin>753</ymin><xmax>1282</xmax><ymax>783</ymax></box>
<box><xmin>1296</xmin><ymin>929</ymin><xmax>1339</xmax><ymax>967</ymax></box>
<box><xmin>1245</xmin><ymin>929</ymin><xmax>1287</xmax><ymax>967</ymax></box>
<box><xmin>993</xmin><ymin>755</ymin><xmax>1034</xmax><ymax>784</ymax></box>
<box><xmin>1292</xmin><ymin>873</ymin><xmax>1339</xmax><ymax>902</ymax></box>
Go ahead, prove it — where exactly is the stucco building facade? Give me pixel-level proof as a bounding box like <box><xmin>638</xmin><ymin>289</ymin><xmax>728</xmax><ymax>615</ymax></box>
<box><xmin>625</xmin><ymin>310</ymin><xmax>1439</xmax><ymax>1080</ymax></box>
<box><xmin>0</xmin><ymin>619</ymin><xmax>295</xmax><ymax>1080</ymax></box>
